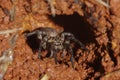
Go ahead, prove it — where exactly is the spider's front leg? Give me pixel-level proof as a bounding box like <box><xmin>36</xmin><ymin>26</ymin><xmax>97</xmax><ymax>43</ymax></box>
<box><xmin>24</xmin><ymin>30</ymin><xmax>40</xmax><ymax>37</ymax></box>
<box><xmin>61</xmin><ymin>32</ymin><xmax>89</xmax><ymax>68</ymax></box>
<box><xmin>38</xmin><ymin>41</ymin><xmax>44</xmax><ymax>59</ymax></box>
<box><xmin>68</xmin><ymin>46</ymin><xmax>74</xmax><ymax>68</ymax></box>
<box><xmin>62</xmin><ymin>40</ymin><xmax>75</xmax><ymax>68</ymax></box>
<box><xmin>49</xmin><ymin>42</ymin><xmax>62</xmax><ymax>64</ymax></box>
<box><xmin>61</xmin><ymin>32</ymin><xmax>88</xmax><ymax>51</ymax></box>
<box><xmin>50</xmin><ymin>49</ymin><xmax>58</xmax><ymax>64</ymax></box>
<box><xmin>24</xmin><ymin>29</ymin><xmax>47</xmax><ymax>59</ymax></box>
<box><xmin>38</xmin><ymin>41</ymin><xmax>48</xmax><ymax>59</ymax></box>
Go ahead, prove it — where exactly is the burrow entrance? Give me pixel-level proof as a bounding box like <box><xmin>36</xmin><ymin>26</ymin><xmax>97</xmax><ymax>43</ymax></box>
<box><xmin>49</xmin><ymin>13</ymin><xmax>96</xmax><ymax>45</ymax></box>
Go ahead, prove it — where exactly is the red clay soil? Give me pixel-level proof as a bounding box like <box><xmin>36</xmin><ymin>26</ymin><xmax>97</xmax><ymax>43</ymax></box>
<box><xmin>0</xmin><ymin>0</ymin><xmax>120</xmax><ymax>80</ymax></box>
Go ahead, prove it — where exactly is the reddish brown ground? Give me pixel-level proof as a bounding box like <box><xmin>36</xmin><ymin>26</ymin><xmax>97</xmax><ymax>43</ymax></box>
<box><xmin>0</xmin><ymin>0</ymin><xmax>120</xmax><ymax>80</ymax></box>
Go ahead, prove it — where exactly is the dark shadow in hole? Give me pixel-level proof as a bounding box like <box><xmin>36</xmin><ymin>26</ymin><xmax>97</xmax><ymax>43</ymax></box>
<box><xmin>24</xmin><ymin>31</ymin><xmax>39</xmax><ymax>53</ymax></box>
<box><xmin>107</xmin><ymin>43</ymin><xmax>117</xmax><ymax>66</ymax></box>
<box><xmin>106</xmin><ymin>29</ymin><xmax>117</xmax><ymax>66</ymax></box>
<box><xmin>85</xmin><ymin>48</ymin><xmax>105</xmax><ymax>80</ymax></box>
<box><xmin>49</xmin><ymin>13</ymin><xmax>97</xmax><ymax>44</ymax></box>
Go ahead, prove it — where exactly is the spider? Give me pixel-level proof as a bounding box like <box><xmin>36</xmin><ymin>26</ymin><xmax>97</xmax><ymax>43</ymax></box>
<box><xmin>25</xmin><ymin>27</ymin><xmax>88</xmax><ymax>67</ymax></box>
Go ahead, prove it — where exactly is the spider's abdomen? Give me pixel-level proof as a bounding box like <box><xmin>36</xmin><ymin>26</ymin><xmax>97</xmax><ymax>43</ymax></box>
<box><xmin>39</xmin><ymin>27</ymin><xmax>59</xmax><ymax>37</ymax></box>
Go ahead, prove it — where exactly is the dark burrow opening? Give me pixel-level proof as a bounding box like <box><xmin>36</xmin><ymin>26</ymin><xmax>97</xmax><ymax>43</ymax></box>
<box><xmin>49</xmin><ymin>13</ymin><xmax>97</xmax><ymax>45</ymax></box>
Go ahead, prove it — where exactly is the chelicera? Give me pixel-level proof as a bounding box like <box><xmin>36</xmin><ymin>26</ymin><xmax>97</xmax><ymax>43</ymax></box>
<box><xmin>25</xmin><ymin>27</ymin><xmax>88</xmax><ymax>67</ymax></box>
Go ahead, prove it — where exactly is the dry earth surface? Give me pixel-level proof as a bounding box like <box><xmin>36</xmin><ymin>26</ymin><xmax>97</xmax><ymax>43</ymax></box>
<box><xmin>0</xmin><ymin>0</ymin><xmax>120</xmax><ymax>80</ymax></box>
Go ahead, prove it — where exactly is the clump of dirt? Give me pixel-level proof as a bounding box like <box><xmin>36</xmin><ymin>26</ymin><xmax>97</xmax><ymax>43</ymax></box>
<box><xmin>0</xmin><ymin>0</ymin><xmax>120</xmax><ymax>80</ymax></box>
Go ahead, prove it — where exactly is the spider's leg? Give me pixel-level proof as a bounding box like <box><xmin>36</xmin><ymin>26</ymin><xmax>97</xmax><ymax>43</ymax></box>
<box><xmin>68</xmin><ymin>46</ymin><xmax>74</xmax><ymax>68</ymax></box>
<box><xmin>38</xmin><ymin>42</ymin><xmax>42</xmax><ymax>59</ymax></box>
<box><xmin>63</xmin><ymin>40</ymin><xmax>74</xmax><ymax>68</ymax></box>
<box><xmin>25</xmin><ymin>30</ymin><xmax>47</xmax><ymax>40</ymax></box>
<box><xmin>73</xmin><ymin>38</ymin><xmax>89</xmax><ymax>51</ymax></box>
<box><xmin>50</xmin><ymin>48</ymin><xmax>54</xmax><ymax>58</ymax></box>
<box><xmin>61</xmin><ymin>32</ymin><xmax>88</xmax><ymax>51</ymax></box>
<box><xmin>51</xmin><ymin>50</ymin><xmax>58</xmax><ymax>64</ymax></box>
<box><xmin>61</xmin><ymin>49</ymin><xmax>66</xmax><ymax>58</ymax></box>
<box><xmin>50</xmin><ymin>51</ymin><xmax>53</xmax><ymax>58</ymax></box>
<box><xmin>54</xmin><ymin>51</ymin><xmax>58</xmax><ymax>64</ymax></box>
<box><xmin>24</xmin><ymin>30</ymin><xmax>39</xmax><ymax>37</ymax></box>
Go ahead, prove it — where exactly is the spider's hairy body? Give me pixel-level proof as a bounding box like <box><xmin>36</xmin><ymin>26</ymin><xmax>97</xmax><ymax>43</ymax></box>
<box><xmin>25</xmin><ymin>27</ymin><xmax>88</xmax><ymax>68</ymax></box>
